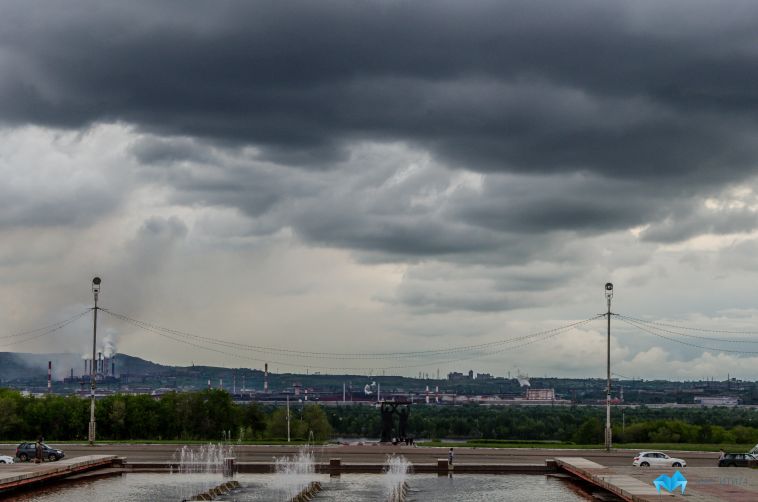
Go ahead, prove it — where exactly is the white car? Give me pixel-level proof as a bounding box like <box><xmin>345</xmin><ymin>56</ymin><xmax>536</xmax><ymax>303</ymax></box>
<box><xmin>0</xmin><ymin>455</ymin><xmax>14</xmax><ymax>464</ymax></box>
<box><xmin>633</xmin><ymin>451</ymin><xmax>686</xmax><ymax>467</ymax></box>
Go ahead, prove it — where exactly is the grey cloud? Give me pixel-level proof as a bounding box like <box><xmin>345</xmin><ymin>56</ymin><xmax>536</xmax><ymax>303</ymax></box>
<box><xmin>718</xmin><ymin>240</ymin><xmax>758</xmax><ymax>272</ymax></box>
<box><xmin>7</xmin><ymin>0</ymin><xmax>758</xmax><ymax>281</ymax></box>
<box><xmin>453</xmin><ymin>174</ymin><xmax>664</xmax><ymax>235</ymax></box>
<box><xmin>395</xmin><ymin>287</ymin><xmax>529</xmax><ymax>314</ymax></box>
<box><xmin>0</xmin><ymin>184</ymin><xmax>116</xmax><ymax>229</ymax></box>
<box><xmin>294</xmin><ymin>210</ymin><xmax>501</xmax><ymax>257</ymax></box>
<box><xmin>3</xmin><ymin>0</ymin><xmax>758</xmax><ymax>184</ymax></box>
<box><xmin>129</xmin><ymin>136</ymin><xmax>218</xmax><ymax>166</ymax></box>
<box><xmin>386</xmin><ymin>260</ymin><xmax>587</xmax><ymax>313</ymax></box>
<box><xmin>0</xmin><ymin>126</ymin><xmax>129</xmax><ymax>230</ymax></box>
<box><xmin>641</xmin><ymin>197</ymin><xmax>758</xmax><ymax>243</ymax></box>
<box><xmin>120</xmin><ymin>216</ymin><xmax>188</xmax><ymax>279</ymax></box>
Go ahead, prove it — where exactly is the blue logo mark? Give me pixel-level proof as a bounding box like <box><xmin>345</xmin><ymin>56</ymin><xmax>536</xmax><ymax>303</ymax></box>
<box><xmin>653</xmin><ymin>470</ymin><xmax>687</xmax><ymax>494</ymax></box>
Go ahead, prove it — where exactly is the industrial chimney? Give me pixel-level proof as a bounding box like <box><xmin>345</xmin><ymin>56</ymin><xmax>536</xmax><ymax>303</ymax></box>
<box><xmin>264</xmin><ymin>363</ymin><xmax>269</xmax><ymax>393</ymax></box>
<box><xmin>47</xmin><ymin>361</ymin><xmax>52</xmax><ymax>394</ymax></box>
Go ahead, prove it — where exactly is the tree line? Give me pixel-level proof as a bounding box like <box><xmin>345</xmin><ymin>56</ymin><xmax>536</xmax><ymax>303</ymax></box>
<box><xmin>0</xmin><ymin>388</ymin><xmax>329</xmax><ymax>442</ymax></box>
<box><xmin>2</xmin><ymin>388</ymin><xmax>757</xmax><ymax>444</ymax></box>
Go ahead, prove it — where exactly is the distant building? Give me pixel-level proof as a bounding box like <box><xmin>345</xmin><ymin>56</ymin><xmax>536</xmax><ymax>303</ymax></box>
<box><xmin>476</xmin><ymin>373</ymin><xmax>493</xmax><ymax>380</ymax></box>
<box><xmin>694</xmin><ymin>396</ymin><xmax>739</xmax><ymax>407</ymax></box>
<box><xmin>525</xmin><ymin>388</ymin><xmax>556</xmax><ymax>401</ymax></box>
<box><xmin>448</xmin><ymin>372</ymin><xmax>467</xmax><ymax>381</ymax></box>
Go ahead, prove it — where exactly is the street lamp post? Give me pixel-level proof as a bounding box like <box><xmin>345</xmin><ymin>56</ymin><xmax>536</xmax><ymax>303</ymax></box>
<box><xmin>604</xmin><ymin>282</ymin><xmax>613</xmax><ymax>452</ymax></box>
<box><xmin>89</xmin><ymin>277</ymin><xmax>101</xmax><ymax>446</ymax></box>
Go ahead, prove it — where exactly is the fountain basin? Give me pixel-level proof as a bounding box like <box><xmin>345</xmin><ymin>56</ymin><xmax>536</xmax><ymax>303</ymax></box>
<box><xmin>7</xmin><ymin>472</ymin><xmax>600</xmax><ymax>501</ymax></box>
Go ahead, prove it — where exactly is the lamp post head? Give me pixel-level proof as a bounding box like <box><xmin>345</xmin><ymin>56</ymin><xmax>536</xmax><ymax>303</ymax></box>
<box><xmin>605</xmin><ymin>282</ymin><xmax>613</xmax><ymax>300</ymax></box>
<box><xmin>92</xmin><ymin>277</ymin><xmax>101</xmax><ymax>301</ymax></box>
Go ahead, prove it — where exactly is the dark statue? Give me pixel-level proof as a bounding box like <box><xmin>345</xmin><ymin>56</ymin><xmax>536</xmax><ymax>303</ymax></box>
<box><xmin>379</xmin><ymin>401</ymin><xmax>411</xmax><ymax>443</ymax></box>
<box><xmin>398</xmin><ymin>405</ymin><xmax>409</xmax><ymax>439</ymax></box>
<box><xmin>380</xmin><ymin>403</ymin><xmax>394</xmax><ymax>442</ymax></box>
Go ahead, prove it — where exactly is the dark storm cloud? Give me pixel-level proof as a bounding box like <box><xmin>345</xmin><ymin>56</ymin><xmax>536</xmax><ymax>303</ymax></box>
<box><xmin>4</xmin><ymin>0</ymin><xmax>758</xmax><ymax>251</ymax></box>
<box><xmin>130</xmin><ymin>136</ymin><xmax>218</xmax><ymax>166</ymax></box>
<box><xmin>454</xmin><ymin>174</ymin><xmax>663</xmax><ymax>234</ymax></box>
<box><xmin>3</xmin><ymin>0</ymin><xmax>758</xmax><ymax>180</ymax></box>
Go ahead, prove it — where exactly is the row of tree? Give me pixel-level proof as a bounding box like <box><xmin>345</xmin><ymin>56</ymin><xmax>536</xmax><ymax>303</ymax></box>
<box><xmin>326</xmin><ymin>403</ymin><xmax>758</xmax><ymax>444</ymax></box>
<box><xmin>0</xmin><ymin>389</ymin><xmax>329</xmax><ymax>441</ymax></box>
<box><xmin>2</xmin><ymin>388</ymin><xmax>757</xmax><ymax>444</ymax></box>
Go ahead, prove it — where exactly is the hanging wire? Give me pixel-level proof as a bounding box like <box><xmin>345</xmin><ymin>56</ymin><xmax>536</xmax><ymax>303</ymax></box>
<box><xmin>101</xmin><ymin>308</ymin><xmax>603</xmax><ymax>360</ymax></box>
<box><xmin>0</xmin><ymin>309</ymin><xmax>91</xmax><ymax>347</ymax></box>
<box><xmin>100</xmin><ymin>308</ymin><xmax>602</xmax><ymax>372</ymax></box>
<box><xmin>611</xmin><ymin>372</ymin><xmax>635</xmax><ymax>380</ymax></box>
<box><xmin>617</xmin><ymin>316</ymin><xmax>758</xmax><ymax>355</ymax></box>
<box><xmin>616</xmin><ymin>313</ymin><xmax>758</xmax><ymax>336</ymax></box>
<box><xmin>616</xmin><ymin>314</ymin><xmax>758</xmax><ymax>344</ymax></box>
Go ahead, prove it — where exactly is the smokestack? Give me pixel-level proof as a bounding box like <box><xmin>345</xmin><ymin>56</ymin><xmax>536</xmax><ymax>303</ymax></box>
<box><xmin>48</xmin><ymin>361</ymin><xmax>52</xmax><ymax>393</ymax></box>
<box><xmin>112</xmin><ymin>356</ymin><xmax>115</xmax><ymax>378</ymax></box>
<box><xmin>70</xmin><ymin>368</ymin><xmax>74</xmax><ymax>379</ymax></box>
<box><xmin>98</xmin><ymin>352</ymin><xmax>102</xmax><ymax>374</ymax></box>
<box><xmin>104</xmin><ymin>356</ymin><xmax>108</xmax><ymax>377</ymax></box>
<box><xmin>264</xmin><ymin>363</ymin><xmax>269</xmax><ymax>393</ymax></box>
<box><xmin>435</xmin><ymin>385</ymin><xmax>439</xmax><ymax>404</ymax></box>
<box><xmin>84</xmin><ymin>359</ymin><xmax>87</xmax><ymax>376</ymax></box>
<box><xmin>425</xmin><ymin>385</ymin><xmax>430</xmax><ymax>404</ymax></box>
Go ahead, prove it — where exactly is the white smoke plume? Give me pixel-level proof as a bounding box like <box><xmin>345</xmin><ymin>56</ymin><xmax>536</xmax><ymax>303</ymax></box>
<box><xmin>101</xmin><ymin>328</ymin><xmax>118</xmax><ymax>357</ymax></box>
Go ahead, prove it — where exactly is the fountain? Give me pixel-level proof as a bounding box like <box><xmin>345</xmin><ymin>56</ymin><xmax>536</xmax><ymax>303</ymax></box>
<box><xmin>272</xmin><ymin>446</ymin><xmax>320</xmax><ymax>501</ymax></box>
<box><xmin>172</xmin><ymin>443</ymin><xmax>235</xmax><ymax>501</ymax></box>
<box><xmin>383</xmin><ymin>455</ymin><xmax>411</xmax><ymax>502</ymax></box>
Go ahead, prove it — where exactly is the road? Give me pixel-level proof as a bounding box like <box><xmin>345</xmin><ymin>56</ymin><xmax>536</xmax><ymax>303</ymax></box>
<box><xmin>0</xmin><ymin>443</ymin><xmax>723</xmax><ymax>467</ymax></box>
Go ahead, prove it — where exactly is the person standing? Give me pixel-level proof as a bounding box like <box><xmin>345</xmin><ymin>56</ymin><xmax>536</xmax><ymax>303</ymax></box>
<box><xmin>448</xmin><ymin>447</ymin><xmax>454</xmax><ymax>466</ymax></box>
<box><xmin>35</xmin><ymin>437</ymin><xmax>43</xmax><ymax>464</ymax></box>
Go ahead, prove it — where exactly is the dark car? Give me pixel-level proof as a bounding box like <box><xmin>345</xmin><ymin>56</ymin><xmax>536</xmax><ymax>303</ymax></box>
<box><xmin>15</xmin><ymin>442</ymin><xmax>65</xmax><ymax>462</ymax></box>
<box><xmin>718</xmin><ymin>453</ymin><xmax>758</xmax><ymax>467</ymax></box>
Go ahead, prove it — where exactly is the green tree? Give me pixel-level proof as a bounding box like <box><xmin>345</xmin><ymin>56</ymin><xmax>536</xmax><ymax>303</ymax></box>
<box><xmin>301</xmin><ymin>405</ymin><xmax>332</xmax><ymax>441</ymax></box>
<box><xmin>266</xmin><ymin>407</ymin><xmax>297</xmax><ymax>439</ymax></box>
<box><xmin>572</xmin><ymin>417</ymin><xmax>603</xmax><ymax>444</ymax></box>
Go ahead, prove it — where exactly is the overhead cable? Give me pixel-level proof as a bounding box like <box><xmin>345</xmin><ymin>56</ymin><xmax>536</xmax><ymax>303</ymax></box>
<box><xmin>101</xmin><ymin>308</ymin><xmax>603</xmax><ymax>360</ymax></box>
<box><xmin>616</xmin><ymin>314</ymin><xmax>758</xmax><ymax>344</ymax></box>
<box><xmin>101</xmin><ymin>308</ymin><xmax>602</xmax><ymax>371</ymax></box>
<box><xmin>617</xmin><ymin>316</ymin><xmax>758</xmax><ymax>355</ymax></box>
<box><xmin>0</xmin><ymin>310</ymin><xmax>91</xmax><ymax>347</ymax></box>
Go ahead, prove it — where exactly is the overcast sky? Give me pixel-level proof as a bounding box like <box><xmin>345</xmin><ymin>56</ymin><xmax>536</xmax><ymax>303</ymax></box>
<box><xmin>3</xmin><ymin>0</ymin><xmax>758</xmax><ymax>381</ymax></box>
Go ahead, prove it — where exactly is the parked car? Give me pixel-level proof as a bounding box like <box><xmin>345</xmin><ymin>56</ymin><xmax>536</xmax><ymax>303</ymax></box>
<box><xmin>633</xmin><ymin>451</ymin><xmax>687</xmax><ymax>467</ymax></box>
<box><xmin>0</xmin><ymin>455</ymin><xmax>14</xmax><ymax>464</ymax></box>
<box><xmin>15</xmin><ymin>443</ymin><xmax>65</xmax><ymax>462</ymax></box>
<box><xmin>718</xmin><ymin>453</ymin><xmax>758</xmax><ymax>467</ymax></box>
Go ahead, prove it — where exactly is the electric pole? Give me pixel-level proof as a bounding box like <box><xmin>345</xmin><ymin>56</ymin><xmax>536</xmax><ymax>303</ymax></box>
<box><xmin>605</xmin><ymin>282</ymin><xmax>613</xmax><ymax>452</ymax></box>
<box><xmin>89</xmin><ymin>277</ymin><xmax>101</xmax><ymax>445</ymax></box>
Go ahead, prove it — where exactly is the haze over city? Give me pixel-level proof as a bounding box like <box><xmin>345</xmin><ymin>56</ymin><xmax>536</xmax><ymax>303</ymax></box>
<box><xmin>3</xmin><ymin>0</ymin><xmax>758</xmax><ymax>380</ymax></box>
